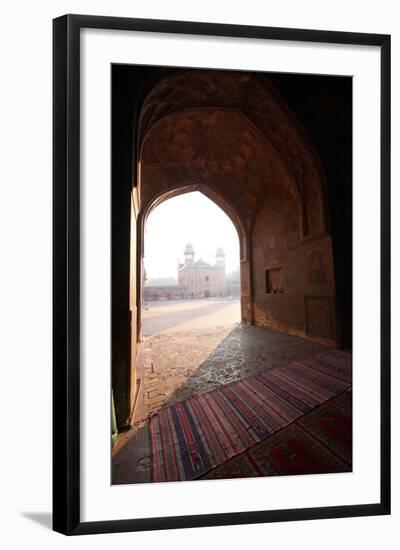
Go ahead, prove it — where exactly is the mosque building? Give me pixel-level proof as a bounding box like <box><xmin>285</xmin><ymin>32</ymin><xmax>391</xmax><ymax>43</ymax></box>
<box><xmin>178</xmin><ymin>243</ymin><xmax>227</xmax><ymax>298</ymax></box>
<box><xmin>144</xmin><ymin>243</ymin><xmax>228</xmax><ymax>301</ymax></box>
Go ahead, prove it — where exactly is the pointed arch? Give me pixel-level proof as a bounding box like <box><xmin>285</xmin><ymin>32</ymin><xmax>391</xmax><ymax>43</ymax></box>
<box><xmin>136</xmin><ymin>183</ymin><xmax>249</xmax><ymax>337</ymax></box>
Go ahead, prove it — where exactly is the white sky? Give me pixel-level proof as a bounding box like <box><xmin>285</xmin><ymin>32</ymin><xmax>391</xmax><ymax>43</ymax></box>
<box><xmin>144</xmin><ymin>191</ymin><xmax>240</xmax><ymax>280</ymax></box>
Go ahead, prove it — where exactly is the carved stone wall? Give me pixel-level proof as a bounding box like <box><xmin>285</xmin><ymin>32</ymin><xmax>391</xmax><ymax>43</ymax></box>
<box><xmin>305</xmin><ymin>295</ymin><xmax>337</xmax><ymax>342</ymax></box>
<box><xmin>252</xmin><ymin>187</ymin><xmax>338</xmax><ymax>345</ymax></box>
<box><xmin>285</xmin><ymin>250</ymin><xmax>302</xmax><ymax>289</ymax></box>
<box><xmin>302</xmin><ymin>237</ymin><xmax>336</xmax><ymax>293</ymax></box>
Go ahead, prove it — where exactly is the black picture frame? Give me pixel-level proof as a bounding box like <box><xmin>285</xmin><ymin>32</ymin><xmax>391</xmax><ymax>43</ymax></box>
<box><xmin>53</xmin><ymin>14</ymin><xmax>391</xmax><ymax>535</ymax></box>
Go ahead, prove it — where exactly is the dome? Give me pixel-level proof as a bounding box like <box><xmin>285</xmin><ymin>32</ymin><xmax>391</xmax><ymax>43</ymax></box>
<box><xmin>216</xmin><ymin>247</ymin><xmax>225</xmax><ymax>257</ymax></box>
<box><xmin>195</xmin><ymin>258</ymin><xmax>211</xmax><ymax>267</ymax></box>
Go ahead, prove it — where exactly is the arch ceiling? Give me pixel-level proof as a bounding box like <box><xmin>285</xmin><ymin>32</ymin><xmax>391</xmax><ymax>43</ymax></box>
<box><xmin>139</xmin><ymin>70</ymin><xmax>326</xmax><ymax>237</ymax></box>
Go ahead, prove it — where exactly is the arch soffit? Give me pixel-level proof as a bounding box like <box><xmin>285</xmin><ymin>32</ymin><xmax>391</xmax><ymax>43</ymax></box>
<box><xmin>142</xmin><ymin>107</ymin><xmax>298</xmax><ymax>189</ymax></box>
<box><xmin>138</xmin><ymin>71</ymin><xmax>325</xmax><ymax>206</ymax></box>
<box><xmin>140</xmin><ymin>108</ymin><xmax>301</xmax><ymax>225</ymax></box>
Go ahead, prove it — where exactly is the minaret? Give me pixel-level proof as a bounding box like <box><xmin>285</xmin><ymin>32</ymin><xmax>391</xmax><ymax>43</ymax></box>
<box><xmin>184</xmin><ymin>242</ymin><xmax>195</xmax><ymax>265</ymax></box>
<box><xmin>215</xmin><ymin>247</ymin><xmax>226</xmax><ymax>267</ymax></box>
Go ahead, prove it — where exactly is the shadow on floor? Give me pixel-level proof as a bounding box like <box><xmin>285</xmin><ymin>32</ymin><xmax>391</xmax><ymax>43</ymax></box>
<box><xmin>22</xmin><ymin>512</ymin><xmax>52</xmax><ymax>530</ymax></box>
<box><xmin>161</xmin><ymin>323</ymin><xmax>328</xmax><ymax>408</ymax></box>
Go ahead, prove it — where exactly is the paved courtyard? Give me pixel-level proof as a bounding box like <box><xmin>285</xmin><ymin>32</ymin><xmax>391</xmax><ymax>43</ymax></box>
<box><xmin>141</xmin><ymin>298</ymin><xmax>241</xmax><ymax>336</ymax></box>
<box><xmin>112</xmin><ymin>299</ymin><xmax>331</xmax><ymax>484</ymax></box>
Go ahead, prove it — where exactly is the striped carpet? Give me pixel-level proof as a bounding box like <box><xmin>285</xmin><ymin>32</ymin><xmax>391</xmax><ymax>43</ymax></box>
<box><xmin>202</xmin><ymin>389</ymin><xmax>352</xmax><ymax>479</ymax></box>
<box><xmin>150</xmin><ymin>350</ymin><xmax>351</xmax><ymax>482</ymax></box>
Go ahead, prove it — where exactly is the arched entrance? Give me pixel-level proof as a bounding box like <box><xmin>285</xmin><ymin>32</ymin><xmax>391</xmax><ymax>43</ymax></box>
<box><xmin>112</xmin><ymin>68</ymin><xmax>342</xmax><ymax>429</ymax></box>
<box><xmin>141</xmin><ymin>189</ymin><xmax>241</xmax><ymax>338</ymax></box>
<box><xmin>137</xmin><ymin>71</ymin><xmax>337</xmax><ymax>347</ymax></box>
<box><xmin>137</xmin><ymin>183</ymin><xmax>248</xmax><ymax>341</ymax></box>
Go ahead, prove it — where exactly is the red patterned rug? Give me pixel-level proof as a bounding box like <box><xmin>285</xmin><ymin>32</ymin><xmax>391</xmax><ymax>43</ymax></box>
<box><xmin>202</xmin><ymin>389</ymin><xmax>352</xmax><ymax>479</ymax></box>
<box><xmin>150</xmin><ymin>350</ymin><xmax>351</xmax><ymax>482</ymax></box>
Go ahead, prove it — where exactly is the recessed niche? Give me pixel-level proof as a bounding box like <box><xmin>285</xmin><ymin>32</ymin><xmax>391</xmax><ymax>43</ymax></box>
<box><xmin>265</xmin><ymin>268</ymin><xmax>284</xmax><ymax>294</ymax></box>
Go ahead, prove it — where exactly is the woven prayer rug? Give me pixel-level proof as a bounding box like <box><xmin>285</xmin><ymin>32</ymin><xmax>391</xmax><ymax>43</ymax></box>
<box><xmin>149</xmin><ymin>350</ymin><xmax>352</xmax><ymax>482</ymax></box>
<box><xmin>202</xmin><ymin>389</ymin><xmax>352</xmax><ymax>479</ymax></box>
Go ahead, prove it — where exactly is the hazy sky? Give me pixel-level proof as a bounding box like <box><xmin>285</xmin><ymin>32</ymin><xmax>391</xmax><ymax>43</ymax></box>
<box><xmin>144</xmin><ymin>192</ymin><xmax>240</xmax><ymax>279</ymax></box>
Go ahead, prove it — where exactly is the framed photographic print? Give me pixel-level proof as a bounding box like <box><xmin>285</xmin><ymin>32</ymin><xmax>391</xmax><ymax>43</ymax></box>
<box><xmin>53</xmin><ymin>14</ymin><xmax>391</xmax><ymax>535</ymax></box>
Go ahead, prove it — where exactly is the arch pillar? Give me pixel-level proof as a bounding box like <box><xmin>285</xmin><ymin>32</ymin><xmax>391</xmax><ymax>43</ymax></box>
<box><xmin>240</xmin><ymin>260</ymin><xmax>253</xmax><ymax>324</ymax></box>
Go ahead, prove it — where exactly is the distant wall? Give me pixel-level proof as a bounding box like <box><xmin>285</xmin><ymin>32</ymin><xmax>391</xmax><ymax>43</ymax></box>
<box><xmin>144</xmin><ymin>285</ymin><xmax>183</xmax><ymax>301</ymax></box>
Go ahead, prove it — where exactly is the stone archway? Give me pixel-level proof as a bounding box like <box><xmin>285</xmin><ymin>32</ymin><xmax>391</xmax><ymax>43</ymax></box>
<box><xmin>136</xmin><ymin>70</ymin><xmax>337</xmax><ymax>349</ymax></box>
<box><xmin>137</xmin><ymin>70</ymin><xmax>328</xmax><ymax>238</ymax></box>
<box><xmin>137</xmin><ymin>182</ymin><xmax>248</xmax><ymax>340</ymax></box>
<box><xmin>113</xmin><ymin>68</ymin><xmax>340</xmax><ymax>428</ymax></box>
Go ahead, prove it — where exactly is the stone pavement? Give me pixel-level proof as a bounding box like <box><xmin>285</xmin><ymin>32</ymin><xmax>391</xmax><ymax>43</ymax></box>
<box><xmin>138</xmin><ymin>325</ymin><xmax>236</xmax><ymax>420</ymax></box>
<box><xmin>112</xmin><ymin>314</ymin><xmax>330</xmax><ymax>485</ymax></box>
<box><xmin>134</xmin><ymin>298</ymin><xmax>242</xmax><ymax>421</ymax></box>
